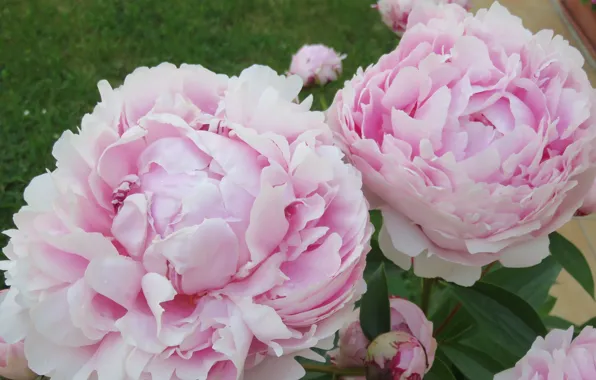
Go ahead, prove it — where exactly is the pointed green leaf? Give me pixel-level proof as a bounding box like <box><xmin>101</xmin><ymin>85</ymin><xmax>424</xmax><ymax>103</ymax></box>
<box><xmin>451</xmin><ymin>282</ymin><xmax>546</xmax><ymax>358</ymax></box>
<box><xmin>360</xmin><ymin>263</ymin><xmax>390</xmax><ymax>341</ymax></box>
<box><xmin>482</xmin><ymin>256</ymin><xmax>561</xmax><ymax>309</ymax></box>
<box><xmin>549</xmin><ymin>232</ymin><xmax>595</xmax><ymax>298</ymax></box>
<box><xmin>430</xmin><ymin>289</ymin><xmax>476</xmax><ymax>342</ymax></box>
<box><xmin>370</xmin><ymin>210</ymin><xmax>382</xmax><ymax>241</ymax></box>
<box><xmin>581</xmin><ymin>316</ymin><xmax>596</xmax><ymax>330</ymax></box>
<box><xmin>538</xmin><ymin>295</ymin><xmax>558</xmax><ymax>316</ymax></box>
<box><xmin>543</xmin><ymin>315</ymin><xmax>576</xmax><ymax>330</ymax></box>
<box><xmin>441</xmin><ymin>344</ymin><xmax>504</xmax><ymax>379</ymax></box>
<box><xmin>425</xmin><ymin>358</ymin><xmax>457</xmax><ymax>380</ymax></box>
<box><xmin>458</xmin><ymin>334</ymin><xmax>518</xmax><ymax>369</ymax></box>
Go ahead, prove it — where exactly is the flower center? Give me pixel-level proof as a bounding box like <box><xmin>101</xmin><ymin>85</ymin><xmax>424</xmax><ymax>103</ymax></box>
<box><xmin>111</xmin><ymin>174</ymin><xmax>140</xmax><ymax>213</ymax></box>
<box><xmin>166</xmin><ymin>263</ymin><xmax>206</xmax><ymax>304</ymax></box>
<box><xmin>469</xmin><ymin>112</ymin><xmax>494</xmax><ymax>128</ymax></box>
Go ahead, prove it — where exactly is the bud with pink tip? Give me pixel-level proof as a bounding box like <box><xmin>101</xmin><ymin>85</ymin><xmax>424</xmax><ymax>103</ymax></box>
<box><xmin>330</xmin><ymin>298</ymin><xmax>436</xmax><ymax>379</ymax></box>
<box><xmin>366</xmin><ymin>331</ymin><xmax>428</xmax><ymax>380</ymax></box>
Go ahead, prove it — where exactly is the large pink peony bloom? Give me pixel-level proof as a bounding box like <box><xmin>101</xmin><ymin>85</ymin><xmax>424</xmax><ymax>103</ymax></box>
<box><xmin>495</xmin><ymin>326</ymin><xmax>596</xmax><ymax>380</ymax></box>
<box><xmin>373</xmin><ymin>0</ymin><xmax>472</xmax><ymax>36</ymax></box>
<box><xmin>289</xmin><ymin>44</ymin><xmax>346</xmax><ymax>87</ymax></box>
<box><xmin>0</xmin><ymin>291</ymin><xmax>36</xmax><ymax>380</ymax></box>
<box><xmin>329</xmin><ymin>2</ymin><xmax>596</xmax><ymax>286</ymax></box>
<box><xmin>330</xmin><ymin>297</ymin><xmax>436</xmax><ymax>379</ymax></box>
<box><xmin>0</xmin><ymin>63</ymin><xmax>371</xmax><ymax>380</ymax></box>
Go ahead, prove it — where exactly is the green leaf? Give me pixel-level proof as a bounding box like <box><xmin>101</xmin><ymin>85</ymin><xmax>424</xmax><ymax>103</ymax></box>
<box><xmin>544</xmin><ymin>315</ymin><xmax>576</xmax><ymax>330</ymax></box>
<box><xmin>360</xmin><ymin>263</ymin><xmax>391</xmax><ymax>341</ymax></box>
<box><xmin>581</xmin><ymin>316</ymin><xmax>596</xmax><ymax>330</ymax></box>
<box><xmin>441</xmin><ymin>344</ymin><xmax>504</xmax><ymax>379</ymax></box>
<box><xmin>318</xmin><ymin>95</ymin><xmax>329</xmax><ymax>111</ymax></box>
<box><xmin>458</xmin><ymin>334</ymin><xmax>518</xmax><ymax>369</ymax></box>
<box><xmin>425</xmin><ymin>358</ymin><xmax>457</xmax><ymax>380</ymax></box>
<box><xmin>451</xmin><ymin>282</ymin><xmax>547</xmax><ymax>358</ymax></box>
<box><xmin>365</xmin><ymin>241</ymin><xmax>409</xmax><ymax>299</ymax></box>
<box><xmin>386</xmin><ymin>264</ymin><xmax>409</xmax><ymax>298</ymax></box>
<box><xmin>430</xmin><ymin>290</ymin><xmax>476</xmax><ymax>342</ymax></box>
<box><xmin>549</xmin><ymin>232</ymin><xmax>595</xmax><ymax>298</ymax></box>
<box><xmin>538</xmin><ymin>295</ymin><xmax>558</xmax><ymax>316</ymax></box>
<box><xmin>482</xmin><ymin>256</ymin><xmax>561</xmax><ymax>309</ymax></box>
<box><xmin>370</xmin><ymin>210</ymin><xmax>383</xmax><ymax>241</ymax></box>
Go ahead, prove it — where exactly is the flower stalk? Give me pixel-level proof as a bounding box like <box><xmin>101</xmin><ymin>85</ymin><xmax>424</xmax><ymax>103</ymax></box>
<box><xmin>302</xmin><ymin>363</ymin><xmax>366</xmax><ymax>376</ymax></box>
<box><xmin>421</xmin><ymin>278</ymin><xmax>434</xmax><ymax>315</ymax></box>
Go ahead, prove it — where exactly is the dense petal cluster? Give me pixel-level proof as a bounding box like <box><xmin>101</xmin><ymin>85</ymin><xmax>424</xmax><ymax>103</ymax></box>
<box><xmin>329</xmin><ymin>2</ymin><xmax>596</xmax><ymax>285</ymax></box>
<box><xmin>0</xmin><ymin>63</ymin><xmax>371</xmax><ymax>380</ymax></box>
<box><xmin>374</xmin><ymin>0</ymin><xmax>472</xmax><ymax>36</ymax></box>
<box><xmin>496</xmin><ymin>326</ymin><xmax>596</xmax><ymax>380</ymax></box>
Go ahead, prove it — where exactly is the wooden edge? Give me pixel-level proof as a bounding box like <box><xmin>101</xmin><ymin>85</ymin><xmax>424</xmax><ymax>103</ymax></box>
<box><xmin>558</xmin><ymin>0</ymin><xmax>596</xmax><ymax>63</ymax></box>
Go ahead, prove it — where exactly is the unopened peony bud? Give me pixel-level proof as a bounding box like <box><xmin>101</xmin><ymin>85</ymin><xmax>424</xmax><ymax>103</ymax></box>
<box><xmin>365</xmin><ymin>331</ymin><xmax>428</xmax><ymax>380</ymax></box>
<box><xmin>0</xmin><ymin>291</ymin><xmax>36</xmax><ymax>380</ymax></box>
<box><xmin>289</xmin><ymin>44</ymin><xmax>346</xmax><ymax>86</ymax></box>
<box><xmin>330</xmin><ymin>312</ymin><xmax>370</xmax><ymax>368</ymax></box>
<box><xmin>331</xmin><ymin>298</ymin><xmax>436</xmax><ymax>379</ymax></box>
<box><xmin>0</xmin><ymin>339</ymin><xmax>36</xmax><ymax>380</ymax></box>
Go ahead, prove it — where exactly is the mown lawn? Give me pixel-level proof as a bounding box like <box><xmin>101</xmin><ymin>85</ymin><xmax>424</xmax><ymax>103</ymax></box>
<box><xmin>0</xmin><ymin>0</ymin><xmax>396</xmax><ymax>248</ymax></box>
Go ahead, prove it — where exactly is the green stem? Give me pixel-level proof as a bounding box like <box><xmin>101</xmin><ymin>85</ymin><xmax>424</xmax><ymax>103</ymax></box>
<box><xmin>319</xmin><ymin>95</ymin><xmax>329</xmax><ymax>110</ymax></box>
<box><xmin>302</xmin><ymin>363</ymin><xmax>366</xmax><ymax>376</ymax></box>
<box><xmin>421</xmin><ymin>278</ymin><xmax>434</xmax><ymax>315</ymax></box>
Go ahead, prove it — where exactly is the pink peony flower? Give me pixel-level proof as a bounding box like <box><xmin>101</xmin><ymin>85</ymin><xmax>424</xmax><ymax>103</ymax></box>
<box><xmin>373</xmin><ymin>0</ymin><xmax>472</xmax><ymax>36</ymax></box>
<box><xmin>0</xmin><ymin>63</ymin><xmax>371</xmax><ymax>380</ymax></box>
<box><xmin>578</xmin><ymin>182</ymin><xmax>596</xmax><ymax>216</ymax></box>
<box><xmin>289</xmin><ymin>44</ymin><xmax>346</xmax><ymax>86</ymax></box>
<box><xmin>495</xmin><ymin>326</ymin><xmax>596</xmax><ymax>380</ymax></box>
<box><xmin>330</xmin><ymin>298</ymin><xmax>436</xmax><ymax>379</ymax></box>
<box><xmin>447</xmin><ymin>0</ymin><xmax>471</xmax><ymax>11</ymax></box>
<box><xmin>329</xmin><ymin>2</ymin><xmax>596</xmax><ymax>286</ymax></box>
<box><xmin>0</xmin><ymin>291</ymin><xmax>36</xmax><ymax>380</ymax></box>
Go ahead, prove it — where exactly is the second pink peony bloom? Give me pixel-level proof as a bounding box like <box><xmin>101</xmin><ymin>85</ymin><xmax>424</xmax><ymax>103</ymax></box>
<box><xmin>329</xmin><ymin>2</ymin><xmax>596</xmax><ymax>286</ymax></box>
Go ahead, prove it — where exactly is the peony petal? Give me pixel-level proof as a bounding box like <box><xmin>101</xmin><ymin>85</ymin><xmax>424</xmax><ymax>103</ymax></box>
<box><xmin>111</xmin><ymin>193</ymin><xmax>149</xmax><ymax>257</ymax></box>
<box><xmin>244</xmin><ymin>354</ymin><xmax>306</xmax><ymax>380</ymax></box>
<box><xmin>245</xmin><ymin>183</ymin><xmax>290</xmax><ymax>265</ymax></box>
<box><xmin>141</xmin><ymin>273</ymin><xmax>177</xmax><ymax>336</ymax></box>
<box><xmin>234</xmin><ymin>298</ymin><xmax>295</xmax><ymax>350</ymax></box>
<box><xmin>381</xmin><ymin>208</ymin><xmax>428</xmax><ymax>258</ymax></box>
<box><xmin>156</xmin><ymin>219</ymin><xmax>239</xmax><ymax>294</ymax></box>
<box><xmin>498</xmin><ymin>236</ymin><xmax>550</xmax><ymax>268</ymax></box>
<box><xmin>85</xmin><ymin>256</ymin><xmax>145</xmax><ymax>309</ymax></box>
<box><xmin>414</xmin><ymin>253</ymin><xmax>481</xmax><ymax>286</ymax></box>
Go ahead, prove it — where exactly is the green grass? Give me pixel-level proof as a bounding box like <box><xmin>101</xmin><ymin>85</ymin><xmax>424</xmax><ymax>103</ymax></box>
<box><xmin>0</xmin><ymin>0</ymin><xmax>396</xmax><ymax>248</ymax></box>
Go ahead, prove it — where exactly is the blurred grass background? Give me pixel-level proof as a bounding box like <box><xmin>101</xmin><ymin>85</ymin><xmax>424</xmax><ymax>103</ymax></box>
<box><xmin>0</xmin><ymin>0</ymin><xmax>397</xmax><ymax>247</ymax></box>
